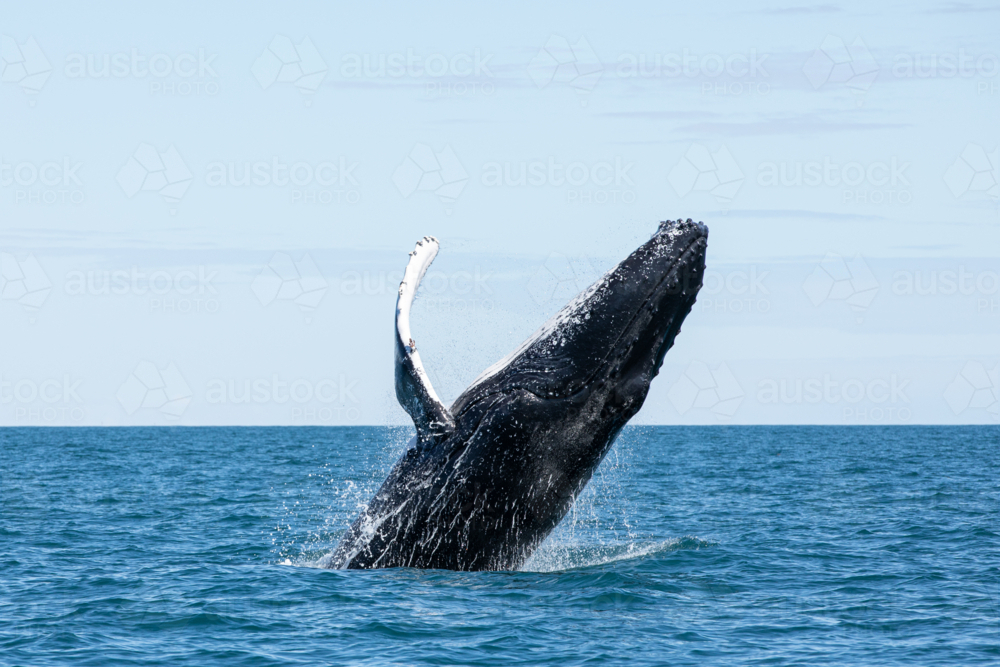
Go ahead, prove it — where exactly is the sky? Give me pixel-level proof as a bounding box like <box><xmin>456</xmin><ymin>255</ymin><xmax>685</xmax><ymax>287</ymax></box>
<box><xmin>1</xmin><ymin>1</ymin><xmax>998</xmax><ymax>426</ymax></box>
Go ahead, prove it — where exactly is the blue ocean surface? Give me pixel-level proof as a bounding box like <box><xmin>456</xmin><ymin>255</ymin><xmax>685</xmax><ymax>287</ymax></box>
<box><xmin>1</xmin><ymin>426</ymin><xmax>997</xmax><ymax>666</ymax></box>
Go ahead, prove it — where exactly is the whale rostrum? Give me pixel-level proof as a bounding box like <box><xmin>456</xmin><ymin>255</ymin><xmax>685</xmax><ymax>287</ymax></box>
<box><xmin>328</xmin><ymin>218</ymin><xmax>708</xmax><ymax>571</ymax></box>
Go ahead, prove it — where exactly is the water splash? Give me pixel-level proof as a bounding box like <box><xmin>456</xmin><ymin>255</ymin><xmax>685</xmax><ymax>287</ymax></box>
<box><xmin>270</xmin><ymin>427</ymin><xmax>413</xmax><ymax>566</ymax></box>
<box><xmin>521</xmin><ymin>536</ymin><xmax>716</xmax><ymax>572</ymax></box>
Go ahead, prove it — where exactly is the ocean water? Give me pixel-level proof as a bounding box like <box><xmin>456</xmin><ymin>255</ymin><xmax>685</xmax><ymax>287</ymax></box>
<box><xmin>1</xmin><ymin>426</ymin><xmax>997</xmax><ymax>666</ymax></box>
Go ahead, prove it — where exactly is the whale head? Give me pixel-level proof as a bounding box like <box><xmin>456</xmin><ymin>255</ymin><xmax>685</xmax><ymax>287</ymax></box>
<box><xmin>454</xmin><ymin>218</ymin><xmax>708</xmax><ymax>429</ymax></box>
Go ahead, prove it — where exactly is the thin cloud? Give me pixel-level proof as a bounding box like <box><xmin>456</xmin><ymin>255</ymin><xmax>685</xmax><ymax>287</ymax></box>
<box><xmin>924</xmin><ymin>2</ymin><xmax>1000</xmax><ymax>13</ymax></box>
<box><xmin>750</xmin><ymin>4</ymin><xmax>843</xmax><ymax>14</ymax></box>
<box><xmin>675</xmin><ymin>117</ymin><xmax>909</xmax><ymax>137</ymax></box>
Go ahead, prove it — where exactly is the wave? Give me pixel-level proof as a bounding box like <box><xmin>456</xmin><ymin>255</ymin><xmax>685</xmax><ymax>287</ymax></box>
<box><xmin>282</xmin><ymin>536</ymin><xmax>715</xmax><ymax>573</ymax></box>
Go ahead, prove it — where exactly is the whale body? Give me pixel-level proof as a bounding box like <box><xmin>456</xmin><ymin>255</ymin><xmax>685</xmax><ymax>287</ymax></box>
<box><xmin>328</xmin><ymin>218</ymin><xmax>708</xmax><ymax>570</ymax></box>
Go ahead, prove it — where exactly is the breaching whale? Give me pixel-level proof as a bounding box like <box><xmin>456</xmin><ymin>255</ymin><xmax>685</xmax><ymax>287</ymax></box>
<box><xmin>328</xmin><ymin>218</ymin><xmax>708</xmax><ymax>571</ymax></box>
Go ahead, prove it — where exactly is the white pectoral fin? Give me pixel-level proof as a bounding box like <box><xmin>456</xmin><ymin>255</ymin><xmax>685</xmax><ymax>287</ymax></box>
<box><xmin>394</xmin><ymin>236</ymin><xmax>455</xmax><ymax>445</ymax></box>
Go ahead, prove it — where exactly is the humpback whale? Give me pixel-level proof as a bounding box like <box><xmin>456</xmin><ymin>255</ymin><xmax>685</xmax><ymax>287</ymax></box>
<box><xmin>328</xmin><ymin>218</ymin><xmax>708</xmax><ymax>571</ymax></box>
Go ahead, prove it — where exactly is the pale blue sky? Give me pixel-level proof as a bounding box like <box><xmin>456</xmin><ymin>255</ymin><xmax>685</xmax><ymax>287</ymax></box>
<box><xmin>1</xmin><ymin>1</ymin><xmax>998</xmax><ymax>425</ymax></box>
